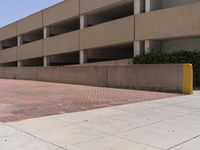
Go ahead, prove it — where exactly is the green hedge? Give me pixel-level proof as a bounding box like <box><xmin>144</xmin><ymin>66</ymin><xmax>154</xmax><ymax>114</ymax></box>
<box><xmin>132</xmin><ymin>51</ymin><xmax>200</xmax><ymax>88</ymax></box>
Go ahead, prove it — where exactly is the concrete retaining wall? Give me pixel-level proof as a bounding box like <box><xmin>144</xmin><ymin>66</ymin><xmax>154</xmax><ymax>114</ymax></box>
<box><xmin>107</xmin><ymin>65</ymin><xmax>183</xmax><ymax>92</ymax></box>
<box><xmin>0</xmin><ymin>64</ymin><xmax>192</xmax><ymax>93</ymax></box>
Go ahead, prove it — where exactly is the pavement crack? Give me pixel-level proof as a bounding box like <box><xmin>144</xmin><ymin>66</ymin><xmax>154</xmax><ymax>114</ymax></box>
<box><xmin>167</xmin><ymin>134</ymin><xmax>200</xmax><ymax>150</ymax></box>
<box><xmin>3</xmin><ymin>123</ymin><xmax>68</xmax><ymax>150</ymax></box>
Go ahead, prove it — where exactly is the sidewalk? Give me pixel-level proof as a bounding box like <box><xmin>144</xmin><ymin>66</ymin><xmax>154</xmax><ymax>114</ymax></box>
<box><xmin>0</xmin><ymin>91</ymin><xmax>199</xmax><ymax>150</ymax></box>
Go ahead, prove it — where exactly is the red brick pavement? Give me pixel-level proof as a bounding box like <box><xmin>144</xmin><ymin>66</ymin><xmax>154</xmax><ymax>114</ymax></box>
<box><xmin>0</xmin><ymin>79</ymin><xmax>181</xmax><ymax>122</ymax></box>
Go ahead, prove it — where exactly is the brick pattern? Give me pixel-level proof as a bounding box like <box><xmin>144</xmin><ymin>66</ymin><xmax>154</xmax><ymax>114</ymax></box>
<box><xmin>0</xmin><ymin>79</ymin><xmax>180</xmax><ymax>122</ymax></box>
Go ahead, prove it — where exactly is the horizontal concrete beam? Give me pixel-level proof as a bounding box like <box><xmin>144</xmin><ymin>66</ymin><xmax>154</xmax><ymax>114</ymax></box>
<box><xmin>80</xmin><ymin>16</ymin><xmax>134</xmax><ymax>50</ymax></box>
<box><xmin>0</xmin><ymin>23</ymin><xmax>17</xmax><ymax>41</ymax></box>
<box><xmin>17</xmin><ymin>12</ymin><xmax>43</xmax><ymax>35</ymax></box>
<box><xmin>43</xmin><ymin>31</ymin><xmax>79</xmax><ymax>56</ymax></box>
<box><xmin>0</xmin><ymin>47</ymin><xmax>17</xmax><ymax>63</ymax></box>
<box><xmin>43</xmin><ymin>0</ymin><xmax>79</xmax><ymax>26</ymax></box>
<box><xmin>135</xmin><ymin>2</ymin><xmax>200</xmax><ymax>40</ymax></box>
<box><xmin>17</xmin><ymin>40</ymin><xmax>43</xmax><ymax>60</ymax></box>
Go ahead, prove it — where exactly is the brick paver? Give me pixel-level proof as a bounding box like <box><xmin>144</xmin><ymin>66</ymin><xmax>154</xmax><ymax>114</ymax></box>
<box><xmin>0</xmin><ymin>79</ymin><xmax>181</xmax><ymax>122</ymax></box>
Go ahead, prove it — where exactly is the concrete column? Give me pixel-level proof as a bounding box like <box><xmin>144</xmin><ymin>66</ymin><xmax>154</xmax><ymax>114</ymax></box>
<box><xmin>134</xmin><ymin>0</ymin><xmax>145</xmax><ymax>57</ymax></box>
<box><xmin>144</xmin><ymin>0</ymin><xmax>161</xmax><ymax>54</ymax></box>
<box><xmin>134</xmin><ymin>41</ymin><xmax>144</xmax><ymax>57</ymax></box>
<box><xmin>0</xmin><ymin>42</ymin><xmax>3</xmax><ymax>50</ymax></box>
<box><xmin>43</xmin><ymin>56</ymin><xmax>50</xmax><ymax>67</ymax></box>
<box><xmin>79</xmin><ymin>15</ymin><xmax>88</xmax><ymax>64</ymax></box>
<box><xmin>80</xmin><ymin>15</ymin><xmax>87</xmax><ymax>29</ymax></box>
<box><xmin>144</xmin><ymin>0</ymin><xmax>152</xmax><ymax>54</ymax></box>
<box><xmin>17</xmin><ymin>35</ymin><xmax>23</xmax><ymax>46</ymax></box>
<box><xmin>17</xmin><ymin>36</ymin><xmax>23</xmax><ymax>67</ymax></box>
<box><xmin>43</xmin><ymin>27</ymin><xmax>50</xmax><ymax>67</ymax></box>
<box><xmin>17</xmin><ymin>61</ymin><xmax>23</xmax><ymax>67</ymax></box>
<box><xmin>134</xmin><ymin>0</ymin><xmax>145</xmax><ymax>14</ymax></box>
<box><xmin>80</xmin><ymin>50</ymin><xmax>88</xmax><ymax>64</ymax></box>
<box><xmin>146</xmin><ymin>0</ymin><xmax>151</xmax><ymax>12</ymax></box>
<box><xmin>144</xmin><ymin>40</ymin><xmax>151</xmax><ymax>54</ymax></box>
<box><xmin>43</xmin><ymin>27</ymin><xmax>50</xmax><ymax>39</ymax></box>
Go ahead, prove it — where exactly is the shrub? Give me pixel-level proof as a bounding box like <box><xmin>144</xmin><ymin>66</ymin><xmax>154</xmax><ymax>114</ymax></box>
<box><xmin>132</xmin><ymin>51</ymin><xmax>200</xmax><ymax>88</ymax></box>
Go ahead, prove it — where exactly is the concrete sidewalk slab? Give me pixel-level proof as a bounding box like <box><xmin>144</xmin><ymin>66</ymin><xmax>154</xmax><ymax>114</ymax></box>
<box><xmin>0</xmin><ymin>132</ymin><xmax>62</xmax><ymax>150</ymax></box>
<box><xmin>67</xmin><ymin>136</ymin><xmax>159</xmax><ymax>150</ymax></box>
<box><xmin>0</xmin><ymin>91</ymin><xmax>199</xmax><ymax>150</ymax></box>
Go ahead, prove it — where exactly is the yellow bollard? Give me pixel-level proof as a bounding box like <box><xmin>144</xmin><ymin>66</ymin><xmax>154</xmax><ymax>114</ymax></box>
<box><xmin>183</xmin><ymin>64</ymin><xmax>193</xmax><ymax>94</ymax></box>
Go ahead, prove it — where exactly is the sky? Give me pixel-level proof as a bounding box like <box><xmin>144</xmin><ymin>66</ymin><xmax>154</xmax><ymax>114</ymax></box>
<box><xmin>0</xmin><ymin>0</ymin><xmax>64</xmax><ymax>27</ymax></box>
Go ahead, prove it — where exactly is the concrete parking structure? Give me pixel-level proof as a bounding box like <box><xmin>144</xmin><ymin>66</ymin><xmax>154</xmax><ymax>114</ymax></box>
<box><xmin>0</xmin><ymin>0</ymin><xmax>200</xmax><ymax>67</ymax></box>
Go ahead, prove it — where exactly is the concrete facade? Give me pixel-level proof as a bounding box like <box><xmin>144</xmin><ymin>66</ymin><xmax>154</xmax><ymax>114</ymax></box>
<box><xmin>0</xmin><ymin>0</ymin><xmax>200</xmax><ymax>66</ymax></box>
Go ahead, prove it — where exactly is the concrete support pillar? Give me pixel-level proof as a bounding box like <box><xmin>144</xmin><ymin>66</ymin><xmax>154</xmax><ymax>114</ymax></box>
<box><xmin>134</xmin><ymin>41</ymin><xmax>144</xmax><ymax>57</ymax></box>
<box><xmin>17</xmin><ymin>36</ymin><xmax>23</xmax><ymax>67</ymax></box>
<box><xmin>144</xmin><ymin>40</ymin><xmax>151</xmax><ymax>54</ymax></box>
<box><xmin>43</xmin><ymin>27</ymin><xmax>50</xmax><ymax>67</ymax></box>
<box><xmin>43</xmin><ymin>27</ymin><xmax>50</xmax><ymax>39</ymax></box>
<box><xmin>134</xmin><ymin>0</ymin><xmax>140</xmax><ymax>14</ymax></box>
<box><xmin>43</xmin><ymin>56</ymin><xmax>50</xmax><ymax>67</ymax></box>
<box><xmin>145</xmin><ymin>0</ymin><xmax>161</xmax><ymax>53</ymax></box>
<box><xmin>79</xmin><ymin>15</ymin><xmax>88</xmax><ymax>64</ymax></box>
<box><xmin>134</xmin><ymin>0</ymin><xmax>145</xmax><ymax>14</ymax></box>
<box><xmin>145</xmin><ymin>0</ymin><xmax>151</xmax><ymax>12</ymax></box>
<box><xmin>134</xmin><ymin>0</ymin><xmax>145</xmax><ymax>57</ymax></box>
<box><xmin>0</xmin><ymin>42</ymin><xmax>3</xmax><ymax>50</ymax></box>
<box><xmin>80</xmin><ymin>15</ymin><xmax>87</xmax><ymax>29</ymax></box>
<box><xmin>17</xmin><ymin>61</ymin><xmax>23</xmax><ymax>67</ymax></box>
<box><xmin>80</xmin><ymin>50</ymin><xmax>88</xmax><ymax>64</ymax></box>
<box><xmin>17</xmin><ymin>35</ymin><xmax>23</xmax><ymax>46</ymax></box>
<box><xmin>144</xmin><ymin>0</ymin><xmax>152</xmax><ymax>54</ymax></box>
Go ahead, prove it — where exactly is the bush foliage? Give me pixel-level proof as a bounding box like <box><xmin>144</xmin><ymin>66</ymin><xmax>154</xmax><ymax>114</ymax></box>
<box><xmin>132</xmin><ymin>51</ymin><xmax>200</xmax><ymax>88</ymax></box>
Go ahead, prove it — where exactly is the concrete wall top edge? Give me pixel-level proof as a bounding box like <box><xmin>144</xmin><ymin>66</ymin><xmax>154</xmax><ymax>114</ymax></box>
<box><xmin>0</xmin><ymin>22</ymin><xmax>17</xmax><ymax>31</ymax></box>
<box><xmin>42</xmin><ymin>1</ymin><xmax>65</xmax><ymax>12</ymax></box>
